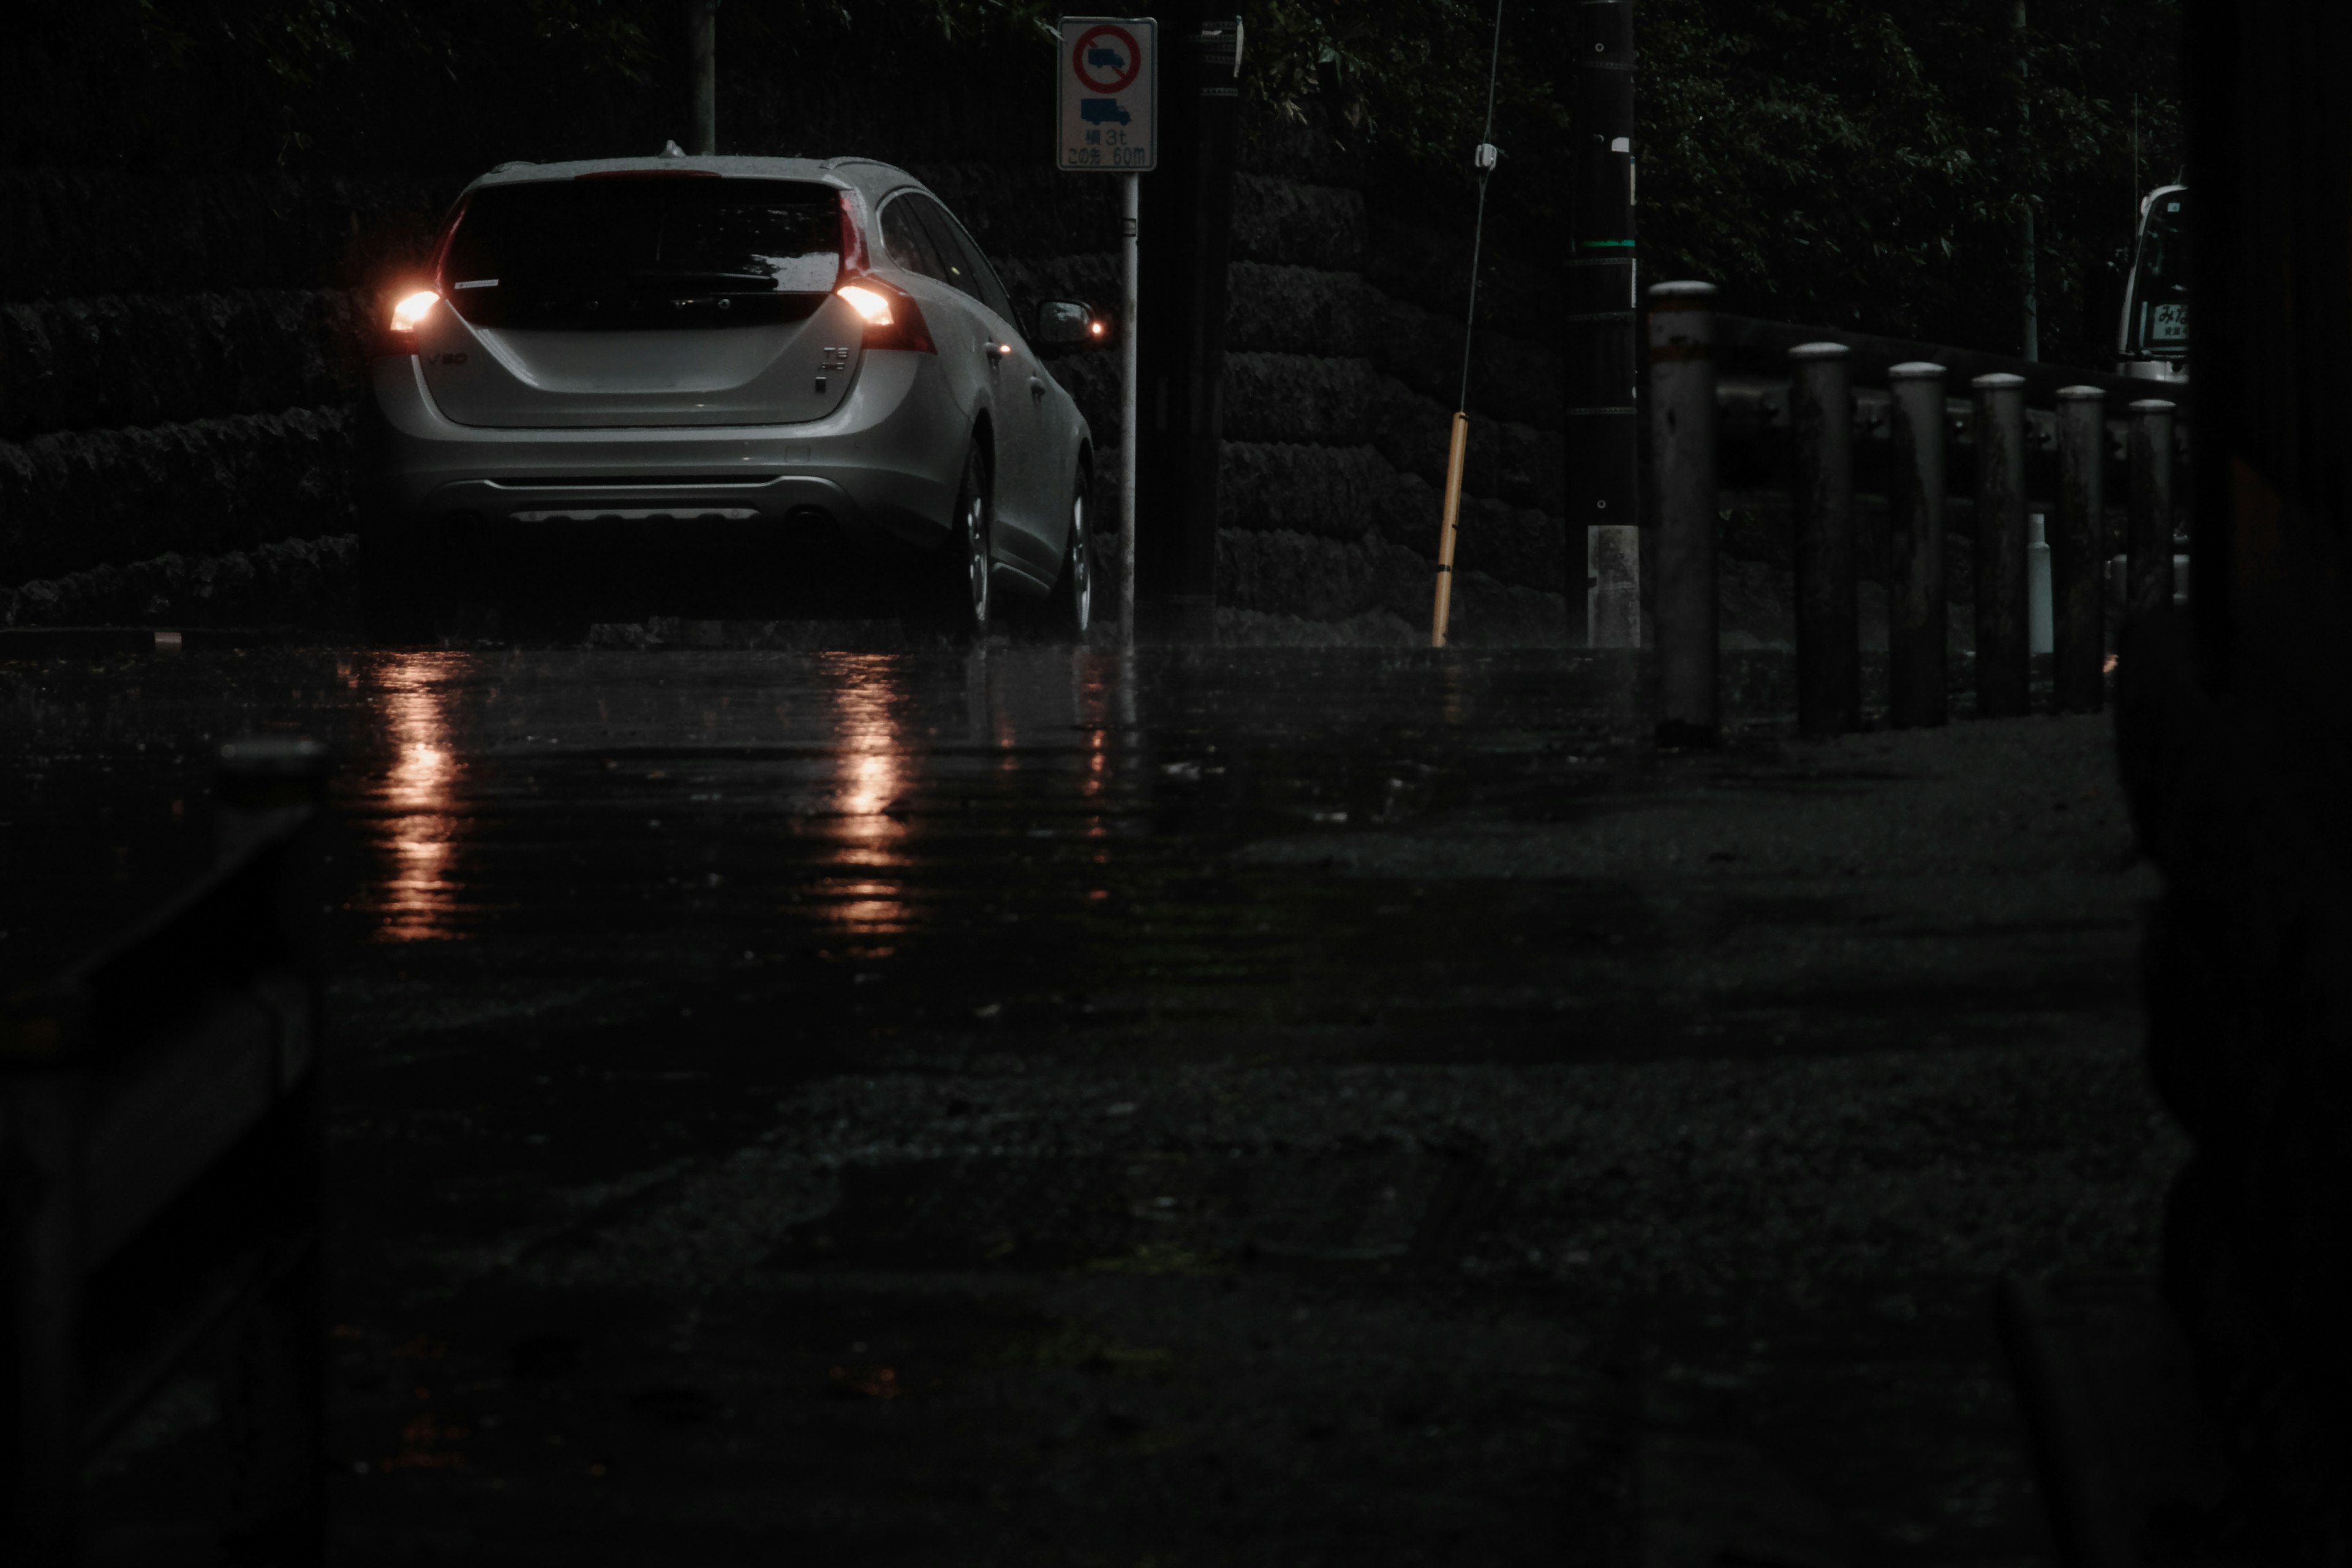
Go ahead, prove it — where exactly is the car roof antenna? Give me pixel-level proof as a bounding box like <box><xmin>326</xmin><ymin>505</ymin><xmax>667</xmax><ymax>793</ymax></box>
<box><xmin>660</xmin><ymin>140</ymin><xmax>686</xmax><ymax>158</ymax></box>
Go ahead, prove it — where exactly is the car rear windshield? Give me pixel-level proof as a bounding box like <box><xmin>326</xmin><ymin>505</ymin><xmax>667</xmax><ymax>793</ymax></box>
<box><xmin>440</xmin><ymin>176</ymin><xmax>843</xmax><ymax>330</ymax></box>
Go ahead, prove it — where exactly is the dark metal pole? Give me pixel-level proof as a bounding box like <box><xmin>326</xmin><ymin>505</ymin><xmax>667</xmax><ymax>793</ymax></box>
<box><xmin>1972</xmin><ymin>372</ymin><xmax>2030</xmax><ymax>717</ymax></box>
<box><xmin>2127</xmin><ymin>398</ymin><xmax>2177</xmax><ymax>620</ymax></box>
<box><xmin>1169</xmin><ymin>17</ymin><xmax>1243</xmax><ymax>643</ymax></box>
<box><xmin>1649</xmin><ymin>281</ymin><xmax>1717</xmax><ymax>742</ymax></box>
<box><xmin>1134</xmin><ymin>4</ymin><xmax>1236</xmax><ymax>644</ymax></box>
<box><xmin>688</xmin><ymin>1</ymin><xmax>717</xmax><ymax>156</ymax></box>
<box><xmin>1790</xmin><ymin>342</ymin><xmax>1857</xmax><ymax>738</ymax></box>
<box><xmin>2054</xmin><ymin>386</ymin><xmax>2108</xmax><ymax>712</ymax></box>
<box><xmin>1118</xmin><ymin>176</ymin><xmax>1139</xmax><ymax>645</ymax></box>
<box><xmin>1887</xmin><ymin>361</ymin><xmax>1950</xmax><ymax>728</ymax></box>
<box><xmin>1567</xmin><ymin>0</ymin><xmax>1640</xmax><ymax>644</ymax></box>
<box><xmin>2</xmin><ymin>1058</ymin><xmax>80</xmax><ymax>1564</ymax></box>
<box><xmin>213</xmin><ymin>738</ymin><xmax>330</xmax><ymax>1567</ymax></box>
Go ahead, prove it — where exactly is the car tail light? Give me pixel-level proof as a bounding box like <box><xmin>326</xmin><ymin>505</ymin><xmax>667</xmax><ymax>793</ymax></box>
<box><xmin>375</xmin><ymin>288</ymin><xmax>440</xmax><ymax>358</ymax></box>
<box><xmin>837</xmin><ymin>277</ymin><xmax>935</xmax><ymax>354</ymax></box>
<box><xmin>373</xmin><ymin>196</ymin><xmax>470</xmax><ymax>359</ymax></box>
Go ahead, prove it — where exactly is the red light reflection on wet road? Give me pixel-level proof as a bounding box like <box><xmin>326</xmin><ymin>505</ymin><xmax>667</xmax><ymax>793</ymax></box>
<box><xmin>821</xmin><ymin>654</ymin><xmax>911</xmax><ymax>938</ymax></box>
<box><xmin>368</xmin><ymin>654</ymin><xmax>467</xmax><ymax>942</ymax></box>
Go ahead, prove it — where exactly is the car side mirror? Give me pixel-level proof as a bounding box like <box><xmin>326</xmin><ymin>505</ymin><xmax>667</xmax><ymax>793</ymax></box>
<box><xmin>1031</xmin><ymin>298</ymin><xmax>1112</xmax><ymax>349</ymax></box>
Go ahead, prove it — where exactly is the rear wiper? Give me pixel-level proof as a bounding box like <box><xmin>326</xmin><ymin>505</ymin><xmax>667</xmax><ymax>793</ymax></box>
<box><xmin>625</xmin><ymin>270</ymin><xmax>782</xmax><ymax>288</ymax></box>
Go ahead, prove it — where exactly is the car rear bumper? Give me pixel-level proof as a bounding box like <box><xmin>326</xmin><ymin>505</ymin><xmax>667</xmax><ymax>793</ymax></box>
<box><xmin>360</xmin><ymin>348</ymin><xmax>968</xmax><ymax>556</ymax></box>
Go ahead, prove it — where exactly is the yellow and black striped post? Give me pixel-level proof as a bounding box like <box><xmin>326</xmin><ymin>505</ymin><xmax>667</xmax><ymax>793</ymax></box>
<box><xmin>1430</xmin><ymin>412</ymin><xmax>1471</xmax><ymax>646</ymax></box>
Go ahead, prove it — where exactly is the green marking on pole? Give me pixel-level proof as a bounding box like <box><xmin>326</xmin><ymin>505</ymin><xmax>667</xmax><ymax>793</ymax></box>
<box><xmin>1581</xmin><ymin>240</ymin><xmax>1637</xmax><ymax>249</ymax></box>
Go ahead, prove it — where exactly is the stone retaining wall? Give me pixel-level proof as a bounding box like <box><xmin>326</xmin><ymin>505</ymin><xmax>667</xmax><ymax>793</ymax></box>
<box><xmin>1214</xmin><ymin>153</ymin><xmax>1575</xmax><ymax>645</ymax></box>
<box><xmin>0</xmin><ymin>165</ymin><xmax>442</xmax><ymax>607</ymax></box>
<box><xmin>0</xmin><ymin>168</ymin><xmax>447</xmax><ymax>301</ymax></box>
<box><xmin>0</xmin><ymin>288</ymin><xmax>371</xmax><ymax>437</ymax></box>
<box><xmin>0</xmin><ymin>408</ymin><xmax>358</xmax><ymax>589</ymax></box>
<box><xmin>1</xmin><ymin>111</ymin><xmax>1581</xmax><ymax>642</ymax></box>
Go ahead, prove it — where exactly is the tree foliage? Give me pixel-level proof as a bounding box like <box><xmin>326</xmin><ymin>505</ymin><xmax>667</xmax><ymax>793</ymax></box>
<box><xmin>1232</xmin><ymin>0</ymin><xmax>2180</xmax><ymax>364</ymax></box>
<box><xmin>15</xmin><ymin>0</ymin><xmax>2182</xmax><ymax>366</ymax></box>
<box><xmin>1637</xmin><ymin>0</ymin><xmax>2184</xmax><ymax>363</ymax></box>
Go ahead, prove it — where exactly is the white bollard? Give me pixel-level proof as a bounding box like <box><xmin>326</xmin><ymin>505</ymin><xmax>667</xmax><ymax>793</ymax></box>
<box><xmin>2027</xmin><ymin>513</ymin><xmax>2054</xmax><ymax>656</ymax></box>
<box><xmin>1588</xmin><ymin>524</ymin><xmax>1643</xmax><ymax>648</ymax></box>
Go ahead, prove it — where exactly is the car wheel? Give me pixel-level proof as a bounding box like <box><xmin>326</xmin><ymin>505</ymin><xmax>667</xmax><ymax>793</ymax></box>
<box><xmin>954</xmin><ymin>442</ymin><xmax>993</xmax><ymax>637</ymax></box>
<box><xmin>1048</xmin><ymin>471</ymin><xmax>1092</xmax><ymax>640</ymax></box>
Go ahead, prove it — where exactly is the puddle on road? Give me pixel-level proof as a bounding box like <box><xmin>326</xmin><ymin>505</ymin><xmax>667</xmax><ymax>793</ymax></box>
<box><xmin>4</xmin><ymin>643</ymin><xmax>2138</xmax><ymax>1077</ymax></box>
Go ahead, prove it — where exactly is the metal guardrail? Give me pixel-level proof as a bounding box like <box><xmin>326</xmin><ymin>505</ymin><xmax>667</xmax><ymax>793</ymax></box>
<box><xmin>1645</xmin><ymin>286</ymin><xmax>2185</xmax><ymax>740</ymax></box>
<box><xmin>3</xmin><ymin>736</ymin><xmax>330</xmax><ymax>1567</ymax></box>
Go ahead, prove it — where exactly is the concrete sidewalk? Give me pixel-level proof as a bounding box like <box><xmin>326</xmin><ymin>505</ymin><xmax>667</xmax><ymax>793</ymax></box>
<box><xmin>4</xmin><ymin>648</ymin><xmax>2172</xmax><ymax>1564</ymax></box>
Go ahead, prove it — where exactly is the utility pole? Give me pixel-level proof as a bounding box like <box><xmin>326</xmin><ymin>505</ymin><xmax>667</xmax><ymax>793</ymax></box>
<box><xmin>2016</xmin><ymin>1</ymin><xmax>2038</xmax><ymax>362</ymax></box>
<box><xmin>1567</xmin><ymin>0</ymin><xmax>1642</xmax><ymax>646</ymax></box>
<box><xmin>1430</xmin><ymin>1</ymin><xmax>1508</xmax><ymax>650</ymax></box>
<box><xmin>689</xmin><ymin>0</ymin><xmax>718</xmax><ymax>156</ymax></box>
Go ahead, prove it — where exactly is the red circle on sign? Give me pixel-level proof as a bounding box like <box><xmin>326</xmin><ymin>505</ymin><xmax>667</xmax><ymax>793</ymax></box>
<box><xmin>1071</xmin><ymin>24</ymin><xmax>1142</xmax><ymax>94</ymax></box>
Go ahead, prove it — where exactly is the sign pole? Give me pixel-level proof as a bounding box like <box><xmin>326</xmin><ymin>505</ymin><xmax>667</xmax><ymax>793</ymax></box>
<box><xmin>1057</xmin><ymin>15</ymin><xmax>1156</xmax><ymax>647</ymax></box>
<box><xmin>1120</xmin><ymin>172</ymin><xmax>1140</xmax><ymax>646</ymax></box>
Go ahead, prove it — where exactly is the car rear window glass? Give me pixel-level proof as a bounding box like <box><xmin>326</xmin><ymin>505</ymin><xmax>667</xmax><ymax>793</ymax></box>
<box><xmin>441</xmin><ymin>177</ymin><xmax>843</xmax><ymax>330</ymax></box>
<box><xmin>879</xmin><ymin>195</ymin><xmax>948</xmax><ymax>283</ymax></box>
<box><xmin>910</xmin><ymin>195</ymin><xmax>1017</xmax><ymax>327</ymax></box>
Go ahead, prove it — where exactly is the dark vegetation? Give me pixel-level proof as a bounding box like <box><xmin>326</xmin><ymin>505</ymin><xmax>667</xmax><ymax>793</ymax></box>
<box><xmin>1251</xmin><ymin>0</ymin><xmax>2185</xmax><ymax>365</ymax></box>
<box><xmin>12</xmin><ymin>0</ymin><xmax>2179</xmax><ymax>366</ymax></box>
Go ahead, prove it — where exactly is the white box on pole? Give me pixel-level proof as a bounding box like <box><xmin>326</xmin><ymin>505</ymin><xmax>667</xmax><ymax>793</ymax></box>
<box><xmin>1057</xmin><ymin>17</ymin><xmax>1156</xmax><ymax>172</ymax></box>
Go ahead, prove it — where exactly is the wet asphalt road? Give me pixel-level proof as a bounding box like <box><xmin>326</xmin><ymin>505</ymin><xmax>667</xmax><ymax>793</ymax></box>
<box><xmin>2</xmin><ymin>643</ymin><xmax>2180</xmax><ymax>1565</ymax></box>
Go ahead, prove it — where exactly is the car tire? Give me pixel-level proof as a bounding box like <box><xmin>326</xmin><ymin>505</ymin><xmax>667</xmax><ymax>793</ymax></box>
<box><xmin>1047</xmin><ymin>469</ymin><xmax>1092</xmax><ymax>641</ymax></box>
<box><xmin>951</xmin><ymin>442</ymin><xmax>994</xmax><ymax>639</ymax></box>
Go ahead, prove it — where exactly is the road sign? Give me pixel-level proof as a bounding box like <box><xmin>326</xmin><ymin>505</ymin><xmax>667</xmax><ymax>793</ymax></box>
<box><xmin>1058</xmin><ymin>16</ymin><xmax>1156</xmax><ymax>173</ymax></box>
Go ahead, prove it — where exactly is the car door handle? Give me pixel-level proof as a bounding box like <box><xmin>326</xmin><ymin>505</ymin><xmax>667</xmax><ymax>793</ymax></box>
<box><xmin>1028</xmin><ymin>377</ymin><xmax>1047</xmax><ymax>401</ymax></box>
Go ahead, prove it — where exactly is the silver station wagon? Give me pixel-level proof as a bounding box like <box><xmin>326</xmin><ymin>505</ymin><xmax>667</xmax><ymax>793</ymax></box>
<box><xmin>360</xmin><ymin>152</ymin><xmax>1106</xmax><ymax>637</ymax></box>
